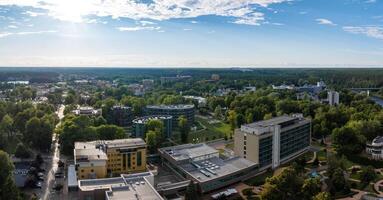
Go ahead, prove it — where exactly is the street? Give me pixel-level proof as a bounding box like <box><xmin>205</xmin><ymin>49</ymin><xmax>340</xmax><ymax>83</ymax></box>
<box><xmin>41</xmin><ymin>104</ymin><xmax>65</xmax><ymax>200</ymax></box>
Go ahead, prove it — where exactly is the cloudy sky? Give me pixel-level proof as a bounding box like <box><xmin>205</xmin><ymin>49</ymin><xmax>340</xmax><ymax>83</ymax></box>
<box><xmin>0</xmin><ymin>0</ymin><xmax>382</xmax><ymax>67</ymax></box>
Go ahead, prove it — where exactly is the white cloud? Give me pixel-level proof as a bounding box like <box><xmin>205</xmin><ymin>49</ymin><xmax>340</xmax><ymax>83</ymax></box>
<box><xmin>232</xmin><ymin>12</ymin><xmax>264</xmax><ymax>26</ymax></box>
<box><xmin>343</xmin><ymin>26</ymin><xmax>383</xmax><ymax>40</ymax></box>
<box><xmin>183</xmin><ymin>28</ymin><xmax>192</xmax><ymax>31</ymax></box>
<box><xmin>139</xmin><ymin>20</ymin><xmax>156</xmax><ymax>26</ymax></box>
<box><xmin>0</xmin><ymin>0</ymin><xmax>289</xmax><ymax>25</ymax></box>
<box><xmin>117</xmin><ymin>26</ymin><xmax>161</xmax><ymax>32</ymax></box>
<box><xmin>365</xmin><ymin>0</ymin><xmax>376</xmax><ymax>3</ymax></box>
<box><xmin>0</xmin><ymin>30</ymin><xmax>56</xmax><ymax>38</ymax></box>
<box><xmin>190</xmin><ymin>20</ymin><xmax>198</xmax><ymax>24</ymax></box>
<box><xmin>23</xmin><ymin>11</ymin><xmax>46</xmax><ymax>17</ymax></box>
<box><xmin>316</xmin><ymin>18</ymin><xmax>336</xmax><ymax>26</ymax></box>
<box><xmin>7</xmin><ymin>25</ymin><xmax>18</xmax><ymax>29</ymax></box>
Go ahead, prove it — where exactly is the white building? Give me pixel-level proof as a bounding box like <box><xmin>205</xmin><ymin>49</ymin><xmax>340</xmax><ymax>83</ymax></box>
<box><xmin>328</xmin><ymin>91</ymin><xmax>340</xmax><ymax>106</ymax></box>
<box><xmin>366</xmin><ymin>136</ymin><xmax>383</xmax><ymax>160</ymax></box>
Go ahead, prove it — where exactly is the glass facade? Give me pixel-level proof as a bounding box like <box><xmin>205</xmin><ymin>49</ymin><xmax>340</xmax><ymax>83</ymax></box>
<box><xmin>280</xmin><ymin>123</ymin><xmax>310</xmax><ymax>160</ymax></box>
<box><xmin>259</xmin><ymin>136</ymin><xmax>272</xmax><ymax>167</ymax></box>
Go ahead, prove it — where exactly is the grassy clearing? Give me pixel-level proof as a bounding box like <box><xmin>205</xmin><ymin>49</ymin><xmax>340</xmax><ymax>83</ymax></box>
<box><xmin>188</xmin><ymin>116</ymin><xmax>231</xmax><ymax>143</ymax></box>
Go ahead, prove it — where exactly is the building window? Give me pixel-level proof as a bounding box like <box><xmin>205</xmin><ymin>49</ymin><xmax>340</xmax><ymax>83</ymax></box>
<box><xmin>123</xmin><ymin>153</ymin><xmax>127</xmax><ymax>169</ymax></box>
<box><xmin>91</xmin><ymin>169</ymin><xmax>94</xmax><ymax>172</ymax></box>
<box><xmin>81</xmin><ymin>169</ymin><xmax>84</xmax><ymax>172</ymax></box>
<box><xmin>128</xmin><ymin>153</ymin><xmax>131</xmax><ymax>168</ymax></box>
<box><xmin>137</xmin><ymin>151</ymin><xmax>142</xmax><ymax>166</ymax></box>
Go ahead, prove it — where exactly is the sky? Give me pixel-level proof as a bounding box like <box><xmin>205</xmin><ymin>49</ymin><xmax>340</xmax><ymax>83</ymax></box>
<box><xmin>0</xmin><ymin>0</ymin><xmax>382</xmax><ymax>67</ymax></box>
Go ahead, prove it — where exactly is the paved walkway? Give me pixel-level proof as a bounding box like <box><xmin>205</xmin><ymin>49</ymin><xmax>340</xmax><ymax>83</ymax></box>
<box><xmin>337</xmin><ymin>189</ymin><xmax>368</xmax><ymax>200</ymax></box>
<box><xmin>373</xmin><ymin>179</ymin><xmax>383</xmax><ymax>197</ymax></box>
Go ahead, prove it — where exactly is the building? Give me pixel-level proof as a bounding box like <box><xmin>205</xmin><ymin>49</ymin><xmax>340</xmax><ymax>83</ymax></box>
<box><xmin>234</xmin><ymin>114</ymin><xmax>311</xmax><ymax>169</ymax></box>
<box><xmin>127</xmin><ymin>84</ymin><xmax>145</xmax><ymax>96</ymax></box>
<box><xmin>158</xmin><ymin>143</ymin><xmax>258</xmax><ymax>193</ymax></box>
<box><xmin>142</xmin><ymin>79</ymin><xmax>154</xmax><ymax>88</ymax></box>
<box><xmin>183</xmin><ymin>96</ymin><xmax>207</xmax><ymax>107</ymax></box>
<box><xmin>211</xmin><ymin>74</ymin><xmax>220</xmax><ymax>81</ymax></box>
<box><xmin>366</xmin><ymin>136</ymin><xmax>383</xmax><ymax>160</ymax></box>
<box><xmin>328</xmin><ymin>91</ymin><xmax>340</xmax><ymax>106</ymax></box>
<box><xmin>78</xmin><ymin>172</ymin><xmax>163</xmax><ymax>200</ymax></box>
<box><xmin>73</xmin><ymin>106</ymin><xmax>102</xmax><ymax>116</ymax></box>
<box><xmin>111</xmin><ymin>105</ymin><xmax>133</xmax><ymax>127</ymax></box>
<box><xmin>160</xmin><ymin>75</ymin><xmax>192</xmax><ymax>85</ymax></box>
<box><xmin>74</xmin><ymin>138</ymin><xmax>147</xmax><ymax>179</ymax></box>
<box><xmin>132</xmin><ymin>115</ymin><xmax>173</xmax><ymax>138</ymax></box>
<box><xmin>74</xmin><ymin>144</ymin><xmax>108</xmax><ymax>179</ymax></box>
<box><xmin>145</xmin><ymin>104</ymin><xmax>195</xmax><ymax>128</ymax></box>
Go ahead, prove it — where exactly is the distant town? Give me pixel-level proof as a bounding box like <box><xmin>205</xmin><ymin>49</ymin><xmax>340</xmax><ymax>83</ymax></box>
<box><xmin>0</xmin><ymin>68</ymin><xmax>383</xmax><ymax>200</ymax></box>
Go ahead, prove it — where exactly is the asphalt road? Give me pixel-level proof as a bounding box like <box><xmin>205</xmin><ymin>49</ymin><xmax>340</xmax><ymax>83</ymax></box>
<box><xmin>41</xmin><ymin>105</ymin><xmax>65</xmax><ymax>200</ymax></box>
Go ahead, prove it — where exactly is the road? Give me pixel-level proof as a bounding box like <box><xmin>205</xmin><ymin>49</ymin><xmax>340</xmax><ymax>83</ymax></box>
<box><xmin>41</xmin><ymin>104</ymin><xmax>65</xmax><ymax>200</ymax></box>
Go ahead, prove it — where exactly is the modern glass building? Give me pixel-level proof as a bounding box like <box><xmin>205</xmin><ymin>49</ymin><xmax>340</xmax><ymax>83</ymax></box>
<box><xmin>132</xmin><ymin>115</ymin><xmax>173</xmax><ymax>138</ymax></box>
<box><xmin>144</xmin><ymin>104</ymin><xmax>195</xmax><ymax>128</ymax></box>
<box><xmin>111</xmin><ymin>105</ymin><xmax>133</xmax><ymax>127</ymax></box>
<box><xmin>234</xmin><ymin>114</ymin><xmax>311</xmax><ymax>169</ymax></box>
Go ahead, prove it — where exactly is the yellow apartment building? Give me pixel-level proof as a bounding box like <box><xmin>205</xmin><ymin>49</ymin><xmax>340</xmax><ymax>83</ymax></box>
<box><xmin>74</xmin><ymin>138</ymin><xmax>147</xmax><ymax>179</ymax></box>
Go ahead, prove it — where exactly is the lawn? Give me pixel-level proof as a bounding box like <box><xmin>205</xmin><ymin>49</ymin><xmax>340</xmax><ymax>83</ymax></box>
<box><xmin>188</xmin><ymin>116</ymin><xmax>231</xmax><ymax>143</ymax></box>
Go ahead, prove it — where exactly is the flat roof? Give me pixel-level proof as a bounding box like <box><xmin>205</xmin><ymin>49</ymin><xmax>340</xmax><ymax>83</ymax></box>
<box><xmin>244</xmin><ymin>115</ymin><xmax>296</xmax><ymax>128</ymax></box>
<box><xmin>104</xmin><ymin>138</ymin><xmax>146</xmax><ymax>149</ymax></box>
<box><xmin>79</xmin><ymin>172</ymin><xmax>163</xmax><ymax>200</ymax></box>
<box><xmin>132</xmin><ymin>115</ymin><xmax>172</xmax><ymax>124</ymax></box>
<box><xmin>159</xmin><ymin>143</ymin><xmax>258</xmax><ymax>183</ymax></box>
<box><xmin>160</xmin><ymin>143</ymin><xmax>218</xmax><ymax>162</ymax></box>
<box><xmin>74</xmin><ymin>148</ymin><xmax>108</xmax><ymax>161</ymax></box>
<box><xmin>79</xmin><ymin>177</ymin><xmax>126</xmax><ymax>191</ymax></box>
<box><xmin>146</xmin><ymin>104</ymin><xmax>195</xmax><ymax>110</ymax></box>
<box><xmin>68</xmin><ymin>165</ymin><xmax>78</xmax><ymax>187</ymax></box>
<box><xmin>180</xmin><ymin>156</ymin><xmax>257</xmax><ymax>183</ymax></box>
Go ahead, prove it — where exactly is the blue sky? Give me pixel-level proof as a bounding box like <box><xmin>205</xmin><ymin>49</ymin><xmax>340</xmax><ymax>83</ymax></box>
<box><xmin>0</xmin><ymin>0</ymin><xmax>382</xmax><ymax>67</ymax></box>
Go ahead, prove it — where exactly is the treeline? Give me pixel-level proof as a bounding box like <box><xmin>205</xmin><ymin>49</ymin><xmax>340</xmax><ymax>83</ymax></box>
<box><xmin>0</xmin><ymin>101</ymin><xmax>59</xmax><ymax>154</ymax></box>
<box><xmin>57</xmin><ymin>114</ymin><xmax>125</xmax><ymax>155</ymax></box>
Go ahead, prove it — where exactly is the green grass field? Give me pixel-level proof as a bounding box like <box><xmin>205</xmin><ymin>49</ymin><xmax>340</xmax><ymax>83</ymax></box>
<box><xmin>188</xmin><ymin>116</ymin><xmax>231</xmax><ymax>143</ymax></box>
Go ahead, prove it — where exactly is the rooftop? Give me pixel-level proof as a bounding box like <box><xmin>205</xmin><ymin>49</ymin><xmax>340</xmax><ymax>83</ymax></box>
<box><xmin>104</xmin><ymin>138</ymin><xmax>146</xmax><ymax>149</ymax></box>
<box><xmin>239</xmin><ymin>114</ymin><xmax>310</xmax><ymax>135</ymax></box>
<box><xmin>159</xmin><ymin>143</ymin><xmax>257</xmax><ymax>183</ymax></box>
<box><xmin>160</xmin><ymin>143</ymin><xmax>218</xmax><ymax>162</ymax></box>
<box><xmin>78</xmin><ymin>172</ymin><xmax>163</xmax><ymax>200</ymax></box>
<box><xmin>74</xmin><ymin>138</ymin><xmax>146</xmax><ymax>162</ymax></box>
<box><xmin>132</xmin><ymin>115</ymin><xmax>172</xmax><ymax>124</ymax></box>
<box><xmin>244</xmin><ymin>115</ymin><xmax>296</xmax><ymax>128</ymax></box>
<box><xmin>146</xmin><ymin>104</ymin><xmax>195</xmax><ymax>110</ymax></box>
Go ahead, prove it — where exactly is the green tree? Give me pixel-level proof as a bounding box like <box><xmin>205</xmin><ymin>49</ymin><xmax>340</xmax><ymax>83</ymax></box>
<box><xmin>14</xmin><ymin>143</ymin><xmax>32</xmax><ymax>159</ymax></box>
<box><xmin>360</xmin><ymin>166</ymin><xmax>376</xmax><ymax>184</ymax></box>
<box><xmin>236</xmin><ymin>113</ymin><xmax>245</xmax><ymax>128</ymax></box>
<box><xmin>330</xmin><ymin>168</ymin><xmax>349</xmax><ymax>194</ymax></box>
<box><xmin>228</xmin><ymin>110</ymin><xmax>237</xmax><ymax>137</ymax></box>
<box><xmin>301</xmin><ymin>178</ymin><xmax>321</xmax><ymax>200</ymax></box>
<box><xmin>331</xmin><ymin>126</ymin><xmax>365</xmax><ymax>155</ymax></box>
<box><xmin>96</xmin><ymin>125</ymin><xmax>125</xmax><ymax>140</ymax></box>
<box><xmin>178</xmin><ymin>116</ymin><xmax>189</xmax><ymax>143</ymax></box>
<box><xmin>0</xmin><ymin>114</ymin><xmax>13</xmax><ymax>139</ymax></box>
<box><xmin>0</xmin><ymin>150</ymin><xmax>20</xmax><ymax>200</ymax></box>
<box><xmin>145</xmin><ymin>130</ymin><xmax>157</xmax><ymax>154</ymax></box>
<box><xmin>25</xmin><ymin>117</ymin><xmax>54</xmax><ymax>151</ymax></box>
<box><xmin>313</xmin><ymin>192</ymin><xmax>331</xmax><ymax>200</ymax></box>
<box><xmin>214</xmin><ymin>105</ymin><xmax>223</xmax><ymax>119</ymax></box>
<box><xmin>260</xmin><ymin>167</ymin><xmax>303</xmax><ymax>200</ymax></box>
